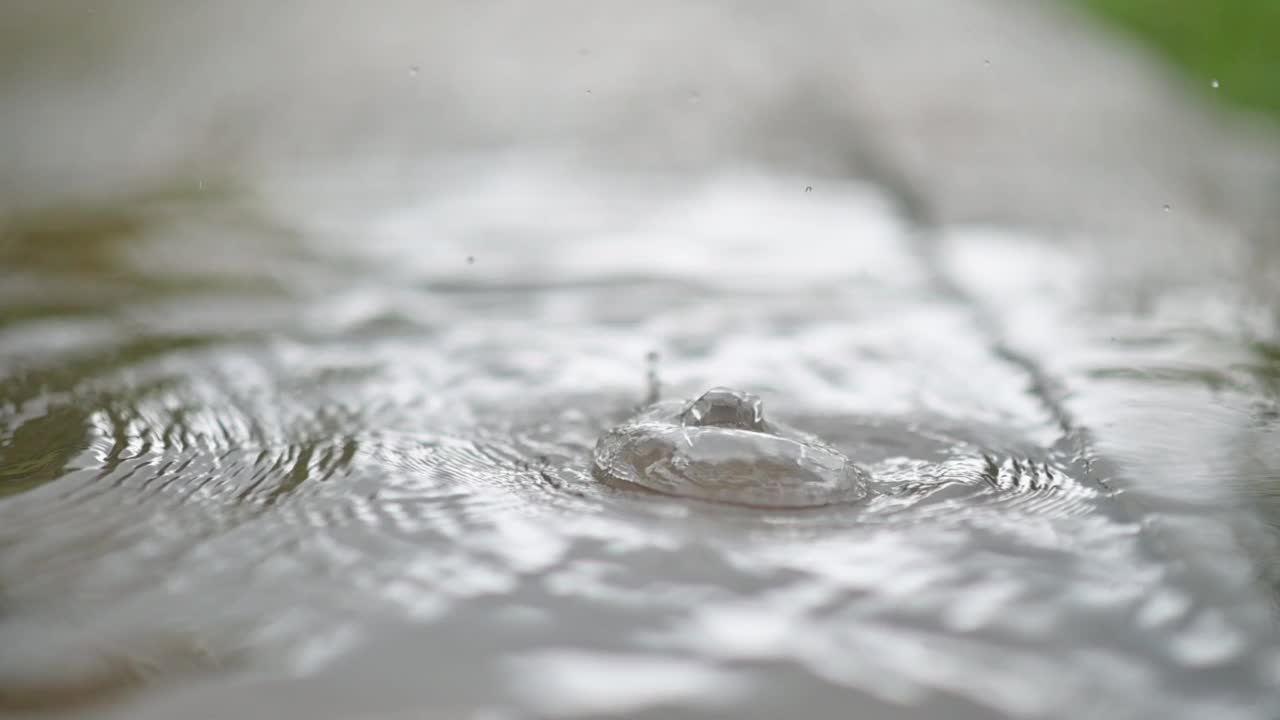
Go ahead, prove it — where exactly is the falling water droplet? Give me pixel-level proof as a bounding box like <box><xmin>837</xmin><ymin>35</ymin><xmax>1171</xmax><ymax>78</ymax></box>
<box><xmin>645</xmin><ymin>351</ymin><xmax>661</xmax><ymax>403</ymax></box>
<box><xmin>1210</xmin><ymin>79</ymin><xmax>1220</xmax><ymax>89</ymax></box>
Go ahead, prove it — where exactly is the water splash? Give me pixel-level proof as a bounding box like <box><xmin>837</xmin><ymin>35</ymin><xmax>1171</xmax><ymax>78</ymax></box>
<box><xmin>592</xmin><ymin>388</ymin><xmax>871</xmax><ymax>508</ymax></box>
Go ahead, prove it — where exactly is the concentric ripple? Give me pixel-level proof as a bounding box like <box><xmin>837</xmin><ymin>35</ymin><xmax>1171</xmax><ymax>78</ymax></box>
<box><xmin>1</xmin><ymin>166</ymin><xmax>1278</xmax><ymax>720</ymax></box>
<box><xmin>590</xmin><ymin>386</ymin><xmax>1099</xmax><ymax>517</ymax></box>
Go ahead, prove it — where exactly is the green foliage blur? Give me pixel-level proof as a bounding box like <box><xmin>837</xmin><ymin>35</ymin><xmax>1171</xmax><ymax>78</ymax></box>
<box><xmin>1078</xmin><ymin>0</ymin><xmax>1280</xmax><ymax>121</ymax></box>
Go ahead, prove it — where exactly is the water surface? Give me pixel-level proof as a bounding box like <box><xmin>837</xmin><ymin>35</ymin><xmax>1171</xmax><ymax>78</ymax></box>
<box><xmin>3</xmin><ymin>2</ymin><xmax>1280</xmax><ymax>718</ymax></box>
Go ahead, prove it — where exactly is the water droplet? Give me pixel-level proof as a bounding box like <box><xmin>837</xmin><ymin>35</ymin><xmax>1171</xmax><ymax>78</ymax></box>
<box><xmin>804</xmin><ymin>186</ymin><xmax>813</xmax><ymax>193</ymax></box>
<box><xmin>1163</xmin><ymin>204</ymin><xmax>1171</xmax><ymax>212</ymax></box>
<box><xmin>409</xmin><ymin>65</ymin><xmax>420</xmax><ymax>77</ymax></box>
<box><xmin>983</xmin><ymin>59</ymin><xmax>991</xmax><ymax>66</ymax></box>
<box><xmin>645</xmin><ymin>351</ymin><xmax>661</xmax><ymax>403</ymax></box>
<box><xmin>1210</xmin><ymin>79</ymin><xmax>1220</xmax><ymax>89</ymax></box>
<box><xmin>681</xmin><ymin>387</ymin><xmax>766</xmax><ymax>431</ymax></box>
<box><xmin>466</xmin><ymin>256</ymin><xmax>475</xmax><ymax>265</ymax></box>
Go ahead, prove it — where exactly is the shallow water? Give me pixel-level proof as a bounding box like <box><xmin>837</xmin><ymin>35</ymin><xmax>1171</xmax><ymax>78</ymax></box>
<box><xmin>1</xmin><ymin>163</ymin><xmax>1277</xmax><ymax>720</ymax></box>
<box><xmin>4</xmin><ymin>2</ymin><xmax>1280</xmax><ymax>719</ymax></box>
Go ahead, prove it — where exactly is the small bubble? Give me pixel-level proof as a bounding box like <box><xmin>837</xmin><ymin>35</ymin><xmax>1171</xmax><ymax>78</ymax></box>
<box><xmin>1210</xmin><ymin>79</ymin><xmax>1220</xmax><ymax>89</ymax></box>
<box><xmin>804</xmin><ymin>186</ymin><xmax>813</xmax><ymax>193</ymax></box>
<box><xmin>466</xmin><ymin>256</ymin><xmax>475</xmax><ymax>264</ymax></box>
<box><xmin>409</xmin><ymin>65</ymin><xmax>420</xmax><ymax>76</ymax></box>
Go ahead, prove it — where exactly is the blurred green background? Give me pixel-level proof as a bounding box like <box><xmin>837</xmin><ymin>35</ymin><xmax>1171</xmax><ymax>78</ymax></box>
<box><xmin>1079</xmin><ymin>0</ymin><xmax>1280</xmax><ymax>122</ymax></box>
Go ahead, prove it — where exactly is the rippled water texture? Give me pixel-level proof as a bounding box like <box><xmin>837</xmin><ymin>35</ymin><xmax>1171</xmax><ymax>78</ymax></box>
<box><xmin>3</xmin><ymin>2</ymin><xmax>1280</xmax><ymax>719</ymax></box>
<box><xmin>0</xmin><ymin>164</ymin><xmax>1274</xmax><ymax>720</ymax></box>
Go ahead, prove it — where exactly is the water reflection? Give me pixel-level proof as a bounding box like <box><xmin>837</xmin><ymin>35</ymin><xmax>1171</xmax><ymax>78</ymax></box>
<box><xmin>3</xmin><ymin>2</ymin><xmax>1280</xmax><ymax>718</ymax></box>
<box><xmin>0</xmin><ymin>167</ymin><xmax>1274</xmax><ymax>719</ymax></box>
